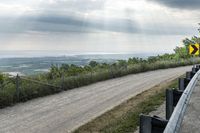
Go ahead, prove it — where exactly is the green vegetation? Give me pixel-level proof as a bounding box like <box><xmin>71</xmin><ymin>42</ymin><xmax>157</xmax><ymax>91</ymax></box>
<box><xmin>0</xmin><ymin>73</ymin><xmax>3</xmax><ymax>84</ymax></box>
<box><xmin>0</xmin><ymin>27</ymin><xmax>200</xmax><ymax>108</ymax></box>
<box><xmin>0</xmin><ymin>74</ymin><xmax>16</xmax><ymax>107</ymax></box>
<box><xmin>73</xmin><ymin>77</ymin><xmax>178</xmax><ymax>133</ymax></box>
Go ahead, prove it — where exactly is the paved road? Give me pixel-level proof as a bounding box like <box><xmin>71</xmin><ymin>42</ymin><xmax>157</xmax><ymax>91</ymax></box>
<box><xmin>0</xmin><ymin>66</ymin><xmax>192</xmax><ymax>133</ymax></box>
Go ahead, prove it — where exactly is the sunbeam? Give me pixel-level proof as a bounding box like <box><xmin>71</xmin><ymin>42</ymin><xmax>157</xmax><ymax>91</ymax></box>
<box><xmin>0</xmin><ymin>0</ymin><xmax>198</xmax><ymax>52</ymax></box>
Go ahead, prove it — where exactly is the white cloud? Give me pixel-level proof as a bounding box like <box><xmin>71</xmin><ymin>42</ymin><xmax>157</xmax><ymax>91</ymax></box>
<box><xmin>0</xmin><ymin>0</ymin><xmax>199</xmax><ymax>52</ymax></box>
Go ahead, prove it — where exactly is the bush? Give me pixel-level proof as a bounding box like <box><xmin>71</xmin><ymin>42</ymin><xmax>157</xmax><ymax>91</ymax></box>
<box><xmin>0</xmin><ymin>57</ymin><xmax>200</xmax><ymax>108</ymax></box>
<box><xmin>0</xmin><ymin>83</ymin><xmax>15</xmax><ymax>108</ymax></box>
<box><xmin>0</xmin><ymin>73</ymin><xmax>4</xmax><ymax>85</ymax></box>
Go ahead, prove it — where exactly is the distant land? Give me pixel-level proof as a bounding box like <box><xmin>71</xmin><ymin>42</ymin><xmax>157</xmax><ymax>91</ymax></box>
<box><xmin>0</xmin><ymin>51</ymin><xmax>162</xmax><ymax>76</ymax></box>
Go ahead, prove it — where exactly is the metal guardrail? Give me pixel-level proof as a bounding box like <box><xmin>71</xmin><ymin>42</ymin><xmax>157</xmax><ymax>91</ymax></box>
<box><xmin>164</xmin><ymin>69</ymin><xmax>200</xmax><ymax>133</ymax></box>
<box><xmin>139</xmin><ymin>65</ymin><xmax>200</xmax><ymax>133</ymax></box>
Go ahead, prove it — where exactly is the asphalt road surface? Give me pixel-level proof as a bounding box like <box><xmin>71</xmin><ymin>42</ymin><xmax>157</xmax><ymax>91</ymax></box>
<box><xmin>0</xmin><ymin>66</ymin><xmax>192</xmax><ymax>133</ymax></box>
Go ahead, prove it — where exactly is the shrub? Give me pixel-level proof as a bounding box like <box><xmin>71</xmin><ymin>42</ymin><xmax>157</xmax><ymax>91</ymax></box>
<box><xmin>0</xmin><ymin>57</ymin><xmax>200</xmax><ymax>108</ymax></box>
<box><xmin>0</xmin><ymin>73</ymin><xmax>4</xmax><ymax>85</ymax></box>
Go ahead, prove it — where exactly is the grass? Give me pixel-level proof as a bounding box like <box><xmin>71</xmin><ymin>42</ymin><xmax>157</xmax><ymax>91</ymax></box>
<box><xmin>73</xmin><ymin>78</ymin><xmax>179</xmax><ymax>133</ymax></box>
<box><xmin>0</xmin><ymin>58</ymin><xmax>196</xmax><ymax>108</ymax></box>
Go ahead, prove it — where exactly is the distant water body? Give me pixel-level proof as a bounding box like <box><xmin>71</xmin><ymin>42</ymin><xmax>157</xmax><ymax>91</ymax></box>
<box><xmin>0</xmin><ymin>51</ymin><xmax>165</xmax><ymax>75</ymax></box>
<box><xmin>0</xmin><ymin>51</ymin><xmax>161</xmax><ymax>59</ymax></box>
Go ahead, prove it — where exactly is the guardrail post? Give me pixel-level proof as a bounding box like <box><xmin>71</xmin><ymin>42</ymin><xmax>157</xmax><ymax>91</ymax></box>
<box><xmin>166</xmin><ymin>89</ymin><xmax>173</xmax><ymax>120</ymax></box>
<box><xmin>16</xmin><ymin>74</ymin><xmax>20</xmax><ymax>101</ymax></box>
<box><xmin>140</xmin><ymin>115</ymin><xmax>152</xmax><ymax>133</ymax></box>
<box><xmin>178</xmin><ymin>78</ymin><xmax>190</xmax><ymax>91</ymax></box>
<box><xmin>166</xmin><ymin>89</ymin><xmax>183</xmax><ymax>120</ymax></box>
<box><xmin>195</xmin><ymin>64</ymin><xmax>200</xmax><ymax>69</ymax></box>
<box><xmin>151</xmin><ymin>116</ymin><xmax>168</xmax><ymax>132</ymax></box>
<box><xmin>186</xmin><ymin>71</ymin><xmax>195</xmax><ymax>80</ymax></box>
<box><xmin>192</xmin><ymin>67</ymin><xmax>198</xmax><ymax>73</ymax></box>
<box><xmin>164</xmin><ymin>67</ymin><xmax>200</xmax><ymax>133</ymax></box>
<box><xmin>140</xmin><ymin>115</ymin><xmax>168</xmax><ymax>133</ymax></box>
<box><xmin>61</xmin><ymin>74</ymin><xmax>64</xmax><ymax>90</ymax></box>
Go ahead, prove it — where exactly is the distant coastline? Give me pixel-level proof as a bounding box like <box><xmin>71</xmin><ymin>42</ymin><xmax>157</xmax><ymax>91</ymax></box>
<box><xmin>0</xmin><ymin>51</ymin><xmax>170</xmax><ymax>76</ymax></box>
<box><xmin>0</xmin><ymin>51</ymin><xmax>163</xmax><ymax>59</ymax></box>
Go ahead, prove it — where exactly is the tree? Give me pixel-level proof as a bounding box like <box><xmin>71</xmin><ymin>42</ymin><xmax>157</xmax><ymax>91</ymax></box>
<box><xmin>174</xmin><ymin>24</ymin><xmax>200</xmax><ymax>59</ymax></box>
<box><xmin>84</xmin><ymin>65</ymin><xmax>92</xmax><ymax>72</ymax></box>
<box><xmin>174</xmin><ymin>46</ymin><xmax>190</xmax><ymax>59</ymax></box>
<box><xmin>67</xmin><ymin>64</ymin><xmax>84</xmax><ymax>76</ymax></box>
<box><xmin>118</xmin><ymin>60</ymin><xmax>127</xmax><ymax>66</ymax></box>
<box><xmin>0</xmin><ymin>73</ymin><xmax>3</xmax><ymax>85</ymax></box>
<box><xmin>48</xmin><ymin>64</ymin><xmax>61</xmax><ymax>79</ymax></box>
<box><xmin>128</xmin><ymin>57</ymin><xmax>140</xmax><ymax>64</ymax></box>
<box><xmin>198</xmin><ymin>23</ymin><xmax>200</xmax><ymax>33</ymax></box>
<box><xmin>60</xmin><ymin>64</ymin><xmax>69</xmax><ymax>72</ymax></box>
<box><xmin>148</xmin><ymin>56</ymin><xmax>158</xmax><ymax>63</ymax></box>
<box><xmin>117</xmin><ymin>60</ymin><xmax>127</xmax><ymax>70</ymax></box>
<box><xmin>89</xmin><ymin>61</ymin><xmax>99</xmax><ymax>68</ymax></box>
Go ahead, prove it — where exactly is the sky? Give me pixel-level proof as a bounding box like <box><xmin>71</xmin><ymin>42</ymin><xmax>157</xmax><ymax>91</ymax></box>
<box><xmin>0</xmin><ymin>0</ymin><xmax>200</xmax><ymax>54</ymax></box>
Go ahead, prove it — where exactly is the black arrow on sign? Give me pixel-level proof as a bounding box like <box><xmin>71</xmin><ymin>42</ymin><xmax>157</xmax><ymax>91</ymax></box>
<box><xmin>191</xmin><ymin>45</ymin><xmax>198</xmax><ymax>54</ymax></box>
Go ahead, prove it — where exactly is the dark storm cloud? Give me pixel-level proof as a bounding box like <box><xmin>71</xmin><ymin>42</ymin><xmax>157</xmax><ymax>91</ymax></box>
<box><xmin>150</xmin><ymin>0</ymin><xmax>200</xmax><ymax>10</ymax></box>
<box><xmin>0</xmin><ymin>13</ymin><xmax>193</xmax><ymax>35</ymax></box>
<box><xmin>0</xmin><ymin>14</ymin><xmax>139</xmax><ymax>34</ymax></box>
<box><xmin>1</xmin><ymin>0</ymin><xmax>197</xmax><ymax>36</ymax></box>
<box><xmin>33</xmin><ymin>14</ymin><xmax>139</xmax><ymax>33</ymax></box>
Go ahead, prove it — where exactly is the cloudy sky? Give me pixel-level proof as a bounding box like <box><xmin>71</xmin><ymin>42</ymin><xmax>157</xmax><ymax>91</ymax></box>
<box><xmin>0</xmin><ymin>0</ymin><xmax>199</xmax><ymax>54</ymax></box>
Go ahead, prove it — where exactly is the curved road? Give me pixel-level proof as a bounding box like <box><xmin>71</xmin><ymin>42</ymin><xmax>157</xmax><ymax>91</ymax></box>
<box><xmin>0</xmin><ymin>66</ymin><xmax>192</xmax><ymax>133</ymax></box>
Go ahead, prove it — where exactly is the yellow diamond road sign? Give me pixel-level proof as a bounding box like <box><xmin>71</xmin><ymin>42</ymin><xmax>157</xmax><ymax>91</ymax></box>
<box><xmin>189</xmin><ymin>44</ymin><xmax>199</xmax><ymax>55</ymax></box>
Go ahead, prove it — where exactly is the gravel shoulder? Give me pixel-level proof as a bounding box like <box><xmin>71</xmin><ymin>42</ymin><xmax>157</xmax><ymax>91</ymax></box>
<box><xmin>0</xmin><ymin>66</ymin><xmax>192</xmax><ymax>133</ymax></box>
